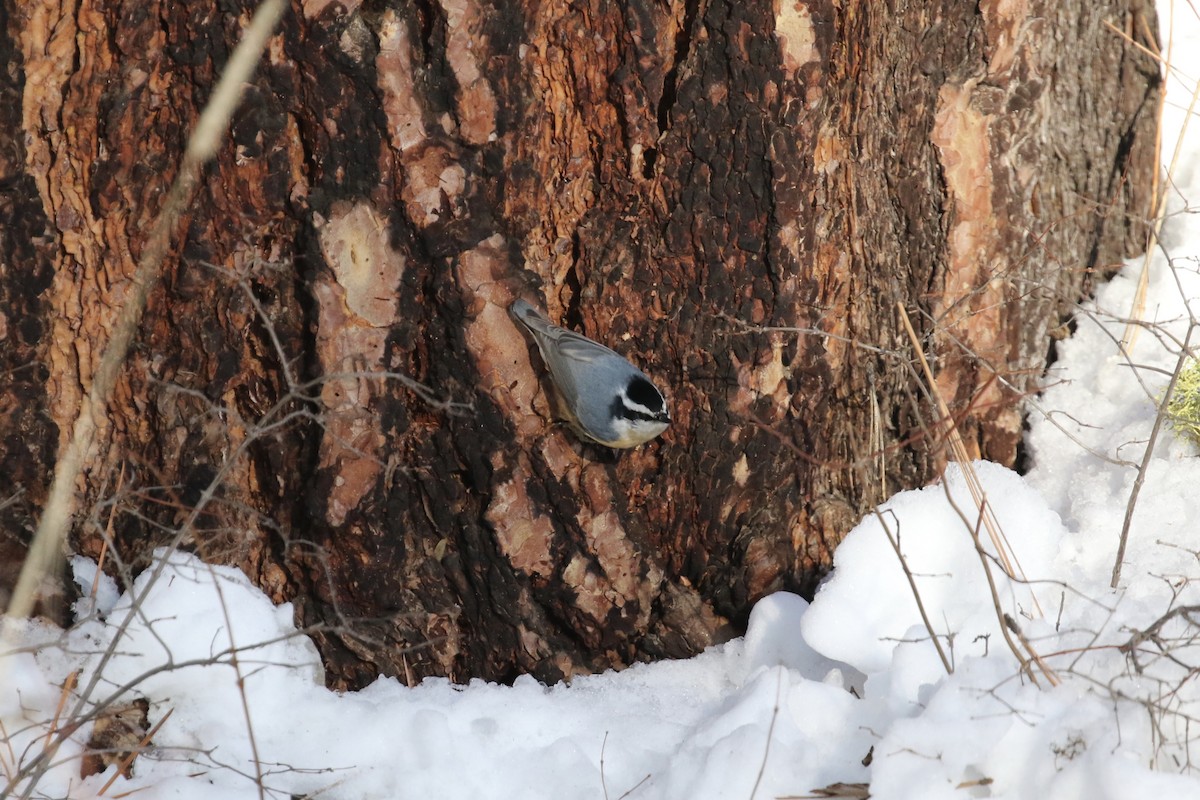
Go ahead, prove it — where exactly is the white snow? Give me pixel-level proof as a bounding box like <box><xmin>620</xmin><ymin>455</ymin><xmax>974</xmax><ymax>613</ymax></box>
<box><xmin>6</xmin><ymin>4</ymin><xmax>1200</xmax><ymax>798</ymax></box>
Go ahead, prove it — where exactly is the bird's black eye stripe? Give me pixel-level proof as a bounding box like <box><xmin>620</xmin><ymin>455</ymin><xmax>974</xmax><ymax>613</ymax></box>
<box><xmin>611</xmin><ymin>395</ymin><xmax>634</xmax><ymax>421</ymax></box>
<box><xmin>611</xmin><ymin>395</ymin><xmax>664</xmax><ymax>423</ymax></box>
<box><xmin>625</xmin><ymin>376</ymin><xmax>665</xmax><ymax>412</ymax></box>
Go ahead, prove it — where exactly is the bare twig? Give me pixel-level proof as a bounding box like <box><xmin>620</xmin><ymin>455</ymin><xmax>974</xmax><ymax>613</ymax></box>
<box><xmin>205</xmin><ymin>569</ymin><xmax>267</xmax><ymax>800</ymax></box>
<box><xmin>940</xmin><ymin>488</ymin><xmax>1051</xmax><ymax>687</ymax></box>
<box><xmin>600</xmin><ymin>731</ymin><xmax>611</xmax><ymax>800</ymax></box>
<box><xmin>1112</xmin><ymin>323</ymin><xmax>1197</xmax><ymax>587</ymax></box>
<box><xmin>875</xmin><ymin>510</ymin><xmax>953</xmax><ymax>675</ymax></box>
<box><xmin>748</xmin><ymin>668</ymin><xmax>785</xmax><ymax>800</ymax></box>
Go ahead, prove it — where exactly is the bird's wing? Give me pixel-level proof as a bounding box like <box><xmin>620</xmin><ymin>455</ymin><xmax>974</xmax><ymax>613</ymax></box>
<box><xmin>549</xmin><ymin>329</ymin><xmax>621</xmax><ymax>364</ymax></box>
<box><xmin>511</xmin><ymin>299</ymin><xmax>624</xmax><ymax>364</ymax></box>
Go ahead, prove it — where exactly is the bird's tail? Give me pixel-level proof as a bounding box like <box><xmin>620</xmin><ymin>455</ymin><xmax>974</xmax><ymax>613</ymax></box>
<box><xmin>509</xmin><ymin>298</ymin><xmax>558</xmax><ymax>338</ymax></box>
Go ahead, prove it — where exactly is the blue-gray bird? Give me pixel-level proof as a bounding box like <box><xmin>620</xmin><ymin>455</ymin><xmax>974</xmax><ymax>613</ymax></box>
<box><xmin>510</xmin><ymin>298</ymin><xmax>670</xmax><ymax>448</ymax></box>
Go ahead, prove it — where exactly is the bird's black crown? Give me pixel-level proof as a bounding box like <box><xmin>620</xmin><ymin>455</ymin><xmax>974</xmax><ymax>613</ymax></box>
<box><xmin>621</xmin><ymin>376</ymin><xmax>668</xmax><ymax>421</ymax></box>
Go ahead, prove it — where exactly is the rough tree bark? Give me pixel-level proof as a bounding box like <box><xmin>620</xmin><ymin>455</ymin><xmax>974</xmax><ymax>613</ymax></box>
<box><xmin>0</xmin><ymin>0</ymin><xmax>1159</xmax><ymax>687</ymax></box>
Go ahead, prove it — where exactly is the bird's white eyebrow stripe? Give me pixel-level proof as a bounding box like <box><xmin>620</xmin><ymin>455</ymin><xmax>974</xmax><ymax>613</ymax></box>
<box><xmin>621</xmin><ymin>399</ymin><xmax>669</xmax><ymax>418</ymax></box>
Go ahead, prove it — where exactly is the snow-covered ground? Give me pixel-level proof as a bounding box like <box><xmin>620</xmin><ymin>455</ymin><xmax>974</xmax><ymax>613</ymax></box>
<box><xmin>6</xmin><ymin>6</ymin><xmax>1200</xmax><ymax>799</ymax></box>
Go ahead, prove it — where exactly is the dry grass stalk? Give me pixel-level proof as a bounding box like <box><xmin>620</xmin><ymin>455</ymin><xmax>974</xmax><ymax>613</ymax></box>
<box><xmin>896</xmin><ymin>303</ymin><xmax>1043</xmax><ymax>615</ymax></box>
<box><xmin>896</xmin><ymin>304</ymin><xmax>1059</xmax><ymax>686</ymax></box>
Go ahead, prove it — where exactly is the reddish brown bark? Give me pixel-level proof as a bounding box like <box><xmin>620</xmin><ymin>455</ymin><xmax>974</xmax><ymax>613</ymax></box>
<box><xmin>0</xmin><ymin>0</ymin><xmax>1158</xmax><ymax>686</ymax></box>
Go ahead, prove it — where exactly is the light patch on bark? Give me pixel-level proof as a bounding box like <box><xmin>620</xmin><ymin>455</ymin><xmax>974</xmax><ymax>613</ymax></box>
<box><xmin>320</xmin><ymin>203</ymin><xmax>401</xmax><ymax>325</ymax></box>
<box><xmin>486</xmin><ymin>463</ymin><xmax>557</xmax><ymax>577</ymax></box>
<box><xmin>562</xmin><ymin>554</ymin><xmax>613</xmax><ymax>622</ymax></box>
<box><xmin>576</xmin><ymin>467</ymin><xmax>662</xmax><ymax>627</ymax></box>
<box><xmin>813</xmin><ymin>127</ymin><xmax>846</xmax><ymax>174</ymax></box>
<box><xmin>284</xmin><ymin>114</ymin><xmax>311</xmax><ymax>207</ymax></box>
<box><xmin>455</xmin><ymin>235</ymin><xmax>547</xmax><ymax>440</ymax></box>
<box><xmin>399</xmin><ymin>145</ymin><xmax>468</xmax><ymax>229</ymax></box>
<box><xmin>774</xmin><ymin>0</ymin><xmax>818</xmax><ymax>76</ymax></box>
<box><xmin>979</xmin><ymin>0</ymin><xmax>1032</xmax><ymax>78</ymax></box>
<box><xmin>438</xmin><ymin>0</ymin><xmax>498</xmax><ymax>144</ymax></box>
<box><xmin>776</xmin><ymin>219</ymin><xmax>805</xmax><ymax>279</ymax></box>
<box><xmin>516</xmin><ymin>624</ymin><xmax>570</xmax><ymax>675</ymax></box>
<box><xmin>556</xmin><ymin>489</ymin><xmax>662</xmax><ymax>633</ymax></box>
<box><xmin>376</xmin><ymin>12</ymin><xmax>427</xmax><ymax>151</ymax></box>
<box><xmin>655</xmin><ymin>583</ymin><xmax>725</xmax><ymax>650</ymax></box>
<box><xmin>313</xmin><ymin>202</ymin><xmax>406</xmax><ymax>525</ymax></box>
<box><xmin>931</xmin><ymin>82</ymin><xmax>1010</xmax><ymax>457</ymax></box>
<box><xmin>515</xmin><ymin>21</ymin><xmax>605</xmax><ymax>292</ymax></box>
<box><xmin>732</xmin><ymin>454</ymin><xmax>750</xmax><ymax>487</ymax></box>
<box><xmin>729</xmin><ymin>332</ymin><xmax>791</xmax><ymax>416</ymax></box>
<box><xmin>583</xmin><ymin>512</ymin><xmax>641</xmax><ymax>605</ymax></box>
<box><xmin>933</xmin><ymin>85</ymin><xmax>997</xmax><ymax>300</ymax></box>
<box><xmin>816</xmin><ymin>248</ymin><xmax>852</xmax><ymax>368</ymax></box>
<box><xmin>538</xmin><ymin>434</ymin><xmax>581</xmax><ymax>479</ymax></box>
<box><xmin>335</xmin><ymin>13</ymin><xmax>373</xmax><ymax>64</ymax></box>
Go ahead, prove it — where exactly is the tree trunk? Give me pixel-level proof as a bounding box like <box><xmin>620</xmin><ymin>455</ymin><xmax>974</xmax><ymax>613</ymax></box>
<box><xmin>0</xmin><ymin>0</ymin><xmax>1159</xmax><ymax>687</ymax></box>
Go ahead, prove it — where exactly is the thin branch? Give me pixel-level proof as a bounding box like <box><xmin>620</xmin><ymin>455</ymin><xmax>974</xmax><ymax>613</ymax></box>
<box><xmin>748</xmin><ymin>668</ymin><xmax>784</xmax><ymax>800</ymax></box>
<box><xmin>1112</xmin><ymin>323</ymin><xmax>1197</xmax><ymax>587</ymax></box>
<box><xmin>875</xmin><ymin>509</ymin><xmax>953</xmax><ymax>675</ymax></box>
